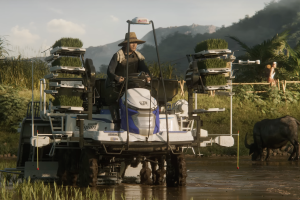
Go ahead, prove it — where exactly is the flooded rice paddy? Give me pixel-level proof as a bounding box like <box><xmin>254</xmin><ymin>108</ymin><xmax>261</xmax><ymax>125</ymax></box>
<box><xmin>1</xmin><ymin>156</ymin><xmax>300</xmax><ymax>199</ymax></box>
<box><xmin>98</xmin><ymin>156</ymin><xmax>300</xmax><ymax>200</ymax></box>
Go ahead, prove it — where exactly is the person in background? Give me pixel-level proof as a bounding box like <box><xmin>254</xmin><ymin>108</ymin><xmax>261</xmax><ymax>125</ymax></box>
<box><xmin>267</xmin><ymin>62</ymin><xmax>277</xmax><ymax>86</ymax></box>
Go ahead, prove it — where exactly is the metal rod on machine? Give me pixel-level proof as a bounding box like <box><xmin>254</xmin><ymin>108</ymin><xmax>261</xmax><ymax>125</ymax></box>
<box><xmin>31</xmin><ymin>61</ymin><xmax>34</xmax><ymax>138</ymax></box>
<box><xmin>195</xmin><ymin>92</ymin><xmax>197</xmax><ymax>109</ymax></box>
<box><xmin>79</xmin><ymin>119</ymin><xmax>84</xmax><ymax>148</ymax></box>
<box><xmin>40</xmin><ymin>80</ymin><xmax>42</xmax><ymax>116</ymax></box>
<box><xmin>88</xmin><ymin>87</ymin><xmax>93</xmax><ymax>120</ymax></box>
<box><xmin>230</xmin><ymin>62</ymin><xmax>233</xmax><ymax>137</ymax></box>
<box><xmin>150</xmin><ymin>20</ymin><xmax>169</xmax><ymax>149</ymax></box>
<box><xmin>43</xmin><ymin>79</ymin><xmax>46</xmax><ymax>116</ymax></box>
<box><xmin>188</xmin><ymin>88</ymin><xmax>194</xmax><ymax>120</ymax></box>
<box><xmin>125</xmin><ymin>21</ymin><xmax>131</xmax><ymax>150</ymax></box>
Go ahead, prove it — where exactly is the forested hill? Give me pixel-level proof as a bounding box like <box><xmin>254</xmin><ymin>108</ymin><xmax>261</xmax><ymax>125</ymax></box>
<box><xmin>140</xmin><ymin>0</ymin><xmax>300</xmax><ymax>73</ymax></box>
<box><xmin>85</xmin><ymin>24</ymin><xmax>218</xmax><ymax>72</ymax></box>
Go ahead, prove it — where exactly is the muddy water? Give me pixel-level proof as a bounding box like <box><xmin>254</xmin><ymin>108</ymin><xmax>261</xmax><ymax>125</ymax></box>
<box><xmin>97</xmin><ymin>156</ymin><xmax>300</xmax><ymax>200</ymax></box>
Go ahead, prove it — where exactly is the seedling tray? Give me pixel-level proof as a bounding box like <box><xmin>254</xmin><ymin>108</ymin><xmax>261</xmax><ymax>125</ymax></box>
<box><xmin>52</xmin><ymin>38</ymin><xmax>83</xmax><ymax>49</ymax></box>
<box><xmin>52</xmin><ymin>106</ymin><xmax>84</xmax><ymax>111</ymax></box>
<box><xmin>45</xmin><ymin>54</ymin><xmax>59</xmax><ymax>62</ymax></box>
<box><xmin>195</xmin><ymin>49</ymin><xmax>231</xmax><ymax>57</ymax></box>
<box><xmin>50</xmin><ymin>47</ymin><xmax>86</xmax><ymax>56</ymax></box>
<box><xmin>49</xmin><ymin>82</ymin><xmax>84</xmax><ymax>89</ymax></box>
<box><xmin>44</xmin><ymin>90</ymin><xmax>58</xmax><ymax>94</ymax></box>
<box><xmin>193</xmin><ymin>108</ymin><xmax>225</xmax><ymax>114</ymax></box>
<box><xmin>50</xmin><ymin>66</ymin><xmax>85</xmax><ymax>73</ymax></box>
<box><xmin>44</xmin><ymin>73</ymin><xmax>58</xmax><ymax>79</ymax></box>
<box><xmin>194</xmin><ymin>39</ymin><xmax>228</xmax><ymax>53</ymax></box>
<box><xmin>199</xmin><ymin>68</ymin><xmax>231</xmax><ymax>74</ymax></box>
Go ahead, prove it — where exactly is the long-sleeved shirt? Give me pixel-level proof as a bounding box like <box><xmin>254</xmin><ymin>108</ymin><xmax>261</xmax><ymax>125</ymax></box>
<box><xmin>105</xmin><ymin>48</ymin><xmax>150</xmax><ymax>88</ymax></box>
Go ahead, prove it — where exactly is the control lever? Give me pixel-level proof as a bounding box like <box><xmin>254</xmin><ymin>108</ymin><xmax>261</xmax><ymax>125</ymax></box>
<box><xmin>138</xmin><ymin>71</ymin><xmax>150</xmax><ymax>83</ymax></box>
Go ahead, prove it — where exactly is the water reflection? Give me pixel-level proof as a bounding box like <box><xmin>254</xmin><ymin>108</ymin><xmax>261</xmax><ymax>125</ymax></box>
<box><xmin>97</xmin><ymin>185</ymin><xmax>188</xmax><ymax>200</ymax></box>
<box><xmin>92</xmin><ymin>157</ymin><xmax>300</xmax><ymax>200</ymax></box>
<box><xmin>251</xmin><ymin>160</ymin><xmax>300</xmax><ymax>166</ymax></box>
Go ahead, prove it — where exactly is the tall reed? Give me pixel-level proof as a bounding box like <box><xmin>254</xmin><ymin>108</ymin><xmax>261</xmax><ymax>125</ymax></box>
<box><xmin>0</xmin><ymin>57</ymin><xmax>49</xmax><ymax>90</ymax></box>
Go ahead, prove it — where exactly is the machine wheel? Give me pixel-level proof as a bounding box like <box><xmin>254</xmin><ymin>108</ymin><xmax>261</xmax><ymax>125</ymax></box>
<box><xmin>154</xmin><ymin>156</ymin><xmax>165</xmax><ymax>185</ymax></box>
<box><xmin>67</xmin><ymin>149</ymin><xmax>81</xmax><ymax>186</ymax></box>
<box><xmin>177</xmin><ymin>154</ymin><xmax>187</xmax><ymax>186</ymax></box>
<box><xmin>79</xmin><ymin>148</ymin><xmax>98</xmax><ymax>187</ymax></box>
<box><xmin>166</xmin><ymin>153</ymin><xmax>187</xmax><ymax>187</ymax></box>
<box><xmin>57</xmin><ymin>149</ymin><xmax>69</xmax><ymax>185</ymax></box>
<box><xmin>68</xmin><ymin>172</ymin><xmax>78</xmax><ymax>186</ymax></box>
<box><xmin>166</xmin><ymin>153</ymin><xmax>177</xmax><ymax>187</ymax></box>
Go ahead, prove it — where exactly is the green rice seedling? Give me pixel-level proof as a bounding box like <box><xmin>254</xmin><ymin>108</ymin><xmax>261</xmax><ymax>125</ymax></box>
<box><xmin>194</xmin><ymin>39</ymin><xmax>228</xmax><ymax>53</ymax></box>
<box><xmin>203</xmin><ymin>74</ymin><xmax>227</xmax><ymax>86</ymax></box>
<box><xmin>57</xmin><ymin>73</ymin><xmax>82</xmax><ymax>78</ymax></box>
<box><xmin>52</xmin><ymin>38</ymin><xmax>83</xmax><ymax>48</ymax></box>
<box><xmin>52</xmin><ymin>95</ymin><xmax>83</xmax><ymax>107</ymax></box>
<box><xmin>147</xmin><ymin>61</ymin><xmax>177</xmax><ymax>79</ymax></box>
<box><xmin>51</xmin><ymin>57</ymin><xmax>82</xmax><ymax>67</ymax></box>
<box><xmin>197</xmin><ymin>58</ymin><xmax>227</xmax><ymax>69</ymax></box>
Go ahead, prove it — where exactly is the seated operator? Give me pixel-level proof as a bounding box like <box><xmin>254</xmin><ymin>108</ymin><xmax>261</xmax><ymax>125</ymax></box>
<box><xmin>105</xmin><ymin>32</ymin><xmax>151</xmax><ymax>130</ymax></box>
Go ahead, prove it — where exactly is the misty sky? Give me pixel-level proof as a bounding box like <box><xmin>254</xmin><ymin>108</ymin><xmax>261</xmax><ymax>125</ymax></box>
<box><xmin>2</xmin><ymin>0</ymin><xmax>273</xmax><ymax>57</ymax></box>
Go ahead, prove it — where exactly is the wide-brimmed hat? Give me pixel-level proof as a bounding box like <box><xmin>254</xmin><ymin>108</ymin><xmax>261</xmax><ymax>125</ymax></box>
<box><xmin>118</xmin><ymin>32</ymin><xmax>145</xmax><ymax>46</ymax></box>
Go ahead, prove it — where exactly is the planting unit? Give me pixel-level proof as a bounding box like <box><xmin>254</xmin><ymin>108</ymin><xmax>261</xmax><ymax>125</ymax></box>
<box><xmin>185</xmin><ymin>39</ymin><xmax>236</xmax><ymax>147</ymax></box>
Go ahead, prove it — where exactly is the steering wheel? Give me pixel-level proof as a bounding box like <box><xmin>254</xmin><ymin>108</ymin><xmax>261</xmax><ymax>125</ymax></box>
<box><xmin>113</xmin><ymin>72</ymin><xmax>150</xmax><ymax>88</ymax></box>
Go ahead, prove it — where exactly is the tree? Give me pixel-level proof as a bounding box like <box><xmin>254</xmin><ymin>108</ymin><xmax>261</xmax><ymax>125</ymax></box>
<box><xmin>0</xmin><ymin>36</ymin><xmax>9</xmax><ymax>58</ymax></box>
<box><xmin>229</xmin><ymin>31</ymin><xmax>298</xmax><ymax>82</ymax></box>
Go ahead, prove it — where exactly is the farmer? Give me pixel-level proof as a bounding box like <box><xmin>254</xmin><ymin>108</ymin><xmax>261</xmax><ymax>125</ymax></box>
<box><xmin>105</xmin><ymin>32</ymin><xmax>151</xmax><ymax>130</ymax></box>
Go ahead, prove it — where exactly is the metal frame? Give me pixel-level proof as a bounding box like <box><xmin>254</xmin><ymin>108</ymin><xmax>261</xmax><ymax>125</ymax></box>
<box><xmin>125</xmin><ymin>19</ymin><xmax>170</xmax><ymax>150</ymax></box>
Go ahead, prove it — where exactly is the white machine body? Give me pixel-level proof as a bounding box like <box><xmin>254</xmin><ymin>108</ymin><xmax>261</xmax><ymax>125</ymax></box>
<box><xmin>33</xmin><ymin>83</ymin><xmax>235</xmax><ymax>149</ymax></box>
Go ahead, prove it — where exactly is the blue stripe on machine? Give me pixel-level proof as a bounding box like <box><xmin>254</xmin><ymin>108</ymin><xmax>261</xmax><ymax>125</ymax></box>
<box><xmin>100</xmin><ymin>109</ymin><xmax>110</xmax><ymax>114</ymax></box>
<box><xmin>103</xmin><ymin>131</ymin><xmax>125</xmax><ymax>133</ymax></box>
<box><xmin>168</xmin><ymin>131</ymin><xmax>188</xmax><ymax>133</ymax></box>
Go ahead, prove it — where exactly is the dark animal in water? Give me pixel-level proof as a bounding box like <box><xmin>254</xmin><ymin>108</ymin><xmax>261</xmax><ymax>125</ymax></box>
<box><xmin>244</xmin><ymin>116</ymin><xmax>300</xmax><ymax>161</ymax></box>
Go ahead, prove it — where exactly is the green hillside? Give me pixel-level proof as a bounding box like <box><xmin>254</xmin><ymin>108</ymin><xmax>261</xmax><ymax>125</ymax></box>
<box><xmin>140</xmin><ymin>0</ymin><xmax>300</xmax><ymax>74</ymax></box>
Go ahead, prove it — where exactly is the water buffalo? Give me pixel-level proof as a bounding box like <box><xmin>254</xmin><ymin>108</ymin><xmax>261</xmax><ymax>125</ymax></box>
<box><xmin>245</xmin><ymin>115</ymin><xmax>300</xmax><ymax>161</ymax></box>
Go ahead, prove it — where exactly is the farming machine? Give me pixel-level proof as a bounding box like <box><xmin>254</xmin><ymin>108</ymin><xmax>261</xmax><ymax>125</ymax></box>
<box><xmin>4</xmin><ymin>18</ymin><xmax>243</xmax><ymax>186</ymax></box>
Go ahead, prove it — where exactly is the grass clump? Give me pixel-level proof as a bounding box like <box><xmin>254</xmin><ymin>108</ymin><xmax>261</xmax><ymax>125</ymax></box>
<box><xmin>52</xmin><ymin>57</ymin><xmax>82</xmax><ymax>67</ymax></box>
<box><xmin>0</xmin><ymin>159</ymin><xmax>16</xmax><ymax>170</ymax></box>
<box><xmin>0</xmin><ymin>133</ymin><xmax>19</xmax><ymax>155</ymax></box>
<box><xmin>52</xmin><ymin>37</ymin><xmax>83</xmax><ymax>48</ymax></box>
<box><xmin>53</xmin><ymin>95</ymin><xmax>83</xmax><ymax>107</ymax></box>
<box><xmin>197</xmin><ymin>58</ymin><xmax>227</xmax><ymax>69</ymax></box>
<box><xmin>203</xmin><ymin>74</ymin><xmax>227</xmax><ymax>86</ymax></box>
<box><xmin>194</xmin><ymin>39</ymin><xmax>228</xmax><ymax>53</ymax></box>
<box><xmin>0</xmin><ymin>177</ymin><xmax>119</xmax><ymax>200</ymax></box>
